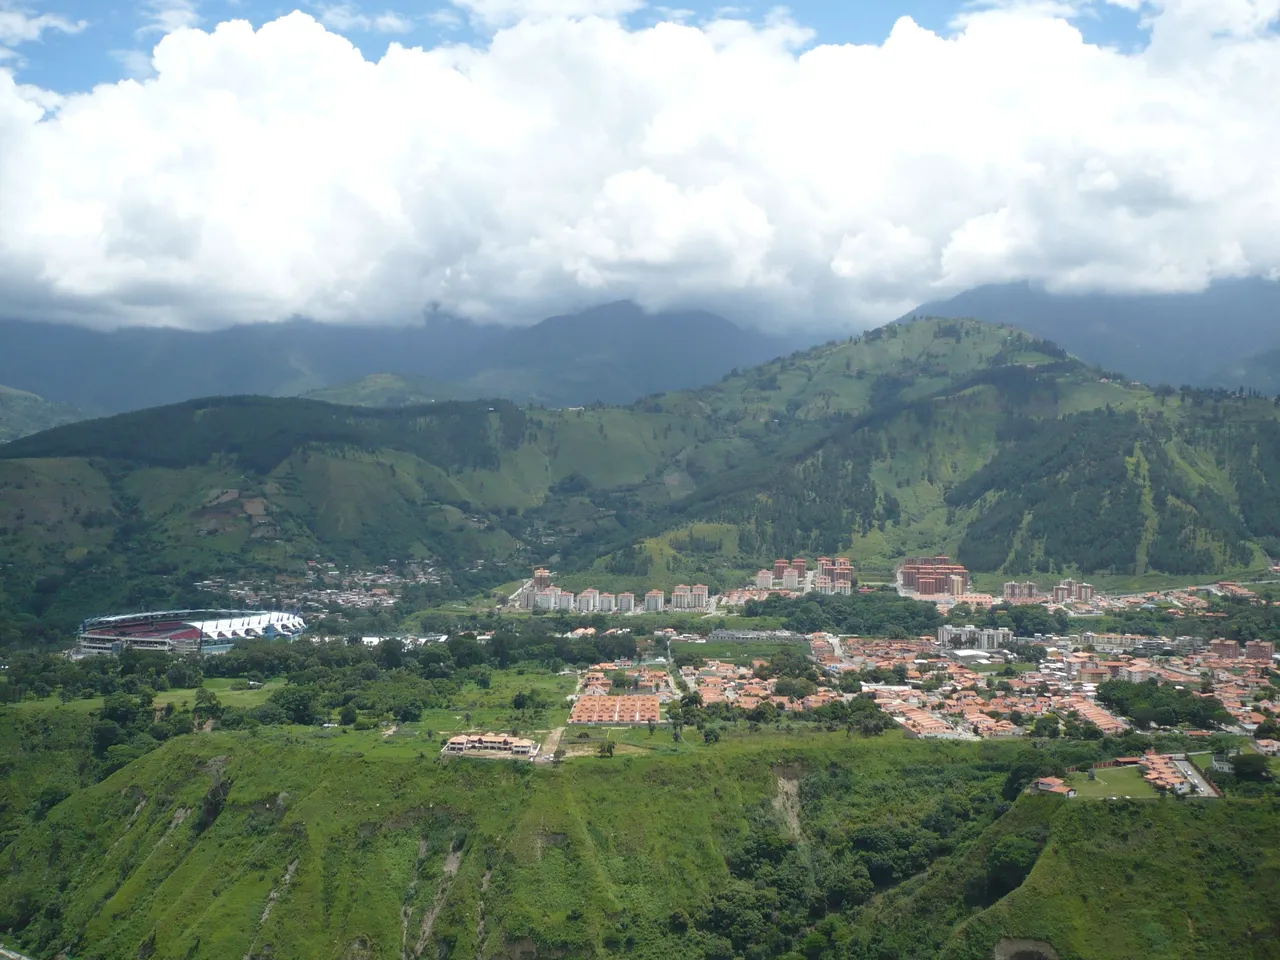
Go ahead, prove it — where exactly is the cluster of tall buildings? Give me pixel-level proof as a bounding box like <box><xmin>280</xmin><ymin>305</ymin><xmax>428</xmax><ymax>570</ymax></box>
<box><xmin>1003</xmin><ymin>581</ymin><xmax>1039</xmax><ymax>600</ymax></box>
<box><xmin>754</xmin><ymin>557</ymin><xmax>856</xmax><ymax>595</ymax></box>
<box><xmin>520</xmin><ymin>568</ymin><xmax>710</xmax><ymax>614</ymax></box>
<box><xmin>1052</xmin><ymin>579</ymin><xmax>1095</xmax><ymax>603</ymax></box>
<box><xmin>937</xmin><ymin>624</ymin><xmax>1013</xmax><ymax>650</ymax></box>
<box><xmin>1002</xmin><ymin>579</ymin><xmax>1096</xmax><ymax>603</ymax></box>
<box><xmin>900</xmin><ymin>556</ymin><xmax>970</xmax><ymax>596</ymax></box>
<box><xmin>1209</xmin><ymin>639</ymin><xmax>1275</xmax><ymax>661</ymax></box>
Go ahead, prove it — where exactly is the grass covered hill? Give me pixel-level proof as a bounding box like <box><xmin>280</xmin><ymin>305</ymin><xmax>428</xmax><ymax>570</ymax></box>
<box><xmin>0</xmin><ymin>383</ymin><xmax>84</xmax><ymax>443</ymax></box>
<box><xmin>2</xmin><ymin>724</ymin><xmax>1278</xmax><ymax>960</ymax></box>
<box><xmin>3</xmin><ymin>318</ymin><xmax>1280</xmax><ymax>630</ymax></box>
<box><xmin>305</xmin><ymin>373</ymin><xmax>477</xmax><ymax>407</ymax></box>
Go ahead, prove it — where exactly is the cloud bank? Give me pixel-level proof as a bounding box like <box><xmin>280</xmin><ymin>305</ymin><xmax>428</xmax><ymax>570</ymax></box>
<box><xmin>0</xmin><ymin>0</ymin><xmax>1278</xmax><ymax>329</ymax></box>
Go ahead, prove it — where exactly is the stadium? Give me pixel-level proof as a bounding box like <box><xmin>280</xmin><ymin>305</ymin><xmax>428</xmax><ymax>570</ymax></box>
<box><xmin>75</xmin><ymin>610</ymin><xmax>306</xmax><ymax>657</ymax></box>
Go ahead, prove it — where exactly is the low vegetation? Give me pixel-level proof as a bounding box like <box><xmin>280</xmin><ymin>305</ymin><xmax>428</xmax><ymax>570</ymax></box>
<box><xmin>3</xmin><ymin>719</ymin><xmax>1277</xmax><ymax>960</ymax></box>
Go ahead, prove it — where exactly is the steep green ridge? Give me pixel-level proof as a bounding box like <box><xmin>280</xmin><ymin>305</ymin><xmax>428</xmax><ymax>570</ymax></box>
<box><xmin>939</xmin><ymin>799</ymin><xmax>1280</xmax><ymax>960</ymax></box>
<box><xmin>3</xmin><ymin>727</ymin><xmax>1276</xmax><ymax>960</ymax></box>
<box><xmin>0</xmin><ymin>384</ymin><xmax>84</xmax><ymax>443</ymax></box>
<box><xmin>2</xmin><ymin>319</ymin><xmax>1278</xmax><ymax>630</ymax></box>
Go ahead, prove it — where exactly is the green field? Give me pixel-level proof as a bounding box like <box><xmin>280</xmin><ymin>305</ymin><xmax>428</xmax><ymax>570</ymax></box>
<box><xmin>1065</xmin><ymin>764</ymin><xmax>1158</xmax><ymax>799</ymax></box>
<box><xmin>670</xmin><ymin>639</ymin><xmax>801</xmax><ymax>663</ymax></box>
<box><xmin>7</xmin><ymin>677</ymin><xmax>285</xmax><ymax>713</ymax></box>
<box><xmin>412</xmin><ymin>668</ymin><xmax>578</xmax><ymax>735</ymax></box>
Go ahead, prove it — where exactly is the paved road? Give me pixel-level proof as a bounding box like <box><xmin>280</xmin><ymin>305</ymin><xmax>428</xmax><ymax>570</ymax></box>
<box><xmin>1</xmin><ymin>945</ymin><xmax>37</xmax><ymax>960</ymax></box>
<box><xmin>1175</xmin><ymin>758</ymin><xmax>1217</xmax><ymax>797</ymax></box>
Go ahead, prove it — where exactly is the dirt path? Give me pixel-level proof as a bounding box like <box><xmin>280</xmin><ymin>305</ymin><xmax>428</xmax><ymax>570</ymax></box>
<box><xmin>536</xmin><ymin>727</ymin><xmax>566</xmax><ymax>762</ymax></box>
<box><xmin>412</xmin><ymin>850</ymin><xmax>463</xmax><ymax>957</ymax></box>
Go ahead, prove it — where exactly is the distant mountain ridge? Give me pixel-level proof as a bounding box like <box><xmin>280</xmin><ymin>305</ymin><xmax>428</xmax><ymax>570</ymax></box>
<box><xmin>1208</xmin><ymin>346</ymin><xmax>1280</xmax><ymax>394</ymax></box>
<box><xmin>0</xmin><ymin>302</ymin><xmax>804</xmax><ymax>415</ymax></box>
<box><xmin>904</xmin><ymin>278</ymin><xmax>1280</xmax><ymax>389</ymax></box>
<box><xmin>3</xmin><ymin>317</ymin><xmax>1276</xmax><ymax>632</ymax></box>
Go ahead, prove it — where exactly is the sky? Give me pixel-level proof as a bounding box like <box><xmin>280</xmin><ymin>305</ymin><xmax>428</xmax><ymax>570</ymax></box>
<box><xmin>0</xmin><ymin>0</ymin><xmax>1277</xmax><ymax>330</ymax></box>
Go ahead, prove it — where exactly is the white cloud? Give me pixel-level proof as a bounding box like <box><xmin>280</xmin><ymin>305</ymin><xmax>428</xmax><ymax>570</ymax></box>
<box><xmin>1</xmin><ymin>4</ymin><xmax>1279</xmax><ymax>331</ymax></box>
<box><xmin>0</xmin><ymin>5</ymin><xmax>86</xmax><ymax>47</ymax></box>
<box><xmin>111</xmin><ymin>47</ymin><xmax>157</xmax><ymax>79</ymax></box>
<box><xmin>136</xmin><ymin>0</ymin><xmax>201</xmax><ymax>37</ymax></box>
<box><xmin>451</xmin><ymin>0</ymin><xmax>645</xmax><ymax>29</ymax></box>
<box><xmin>426</xmin><ymin>7</ymin><xmax>464</xmax><ymax>29</ymax></box>
<box><xmin>317</xmin><ymin>4</ymin><xmax>414</xmax><ymax>34</ymax></box>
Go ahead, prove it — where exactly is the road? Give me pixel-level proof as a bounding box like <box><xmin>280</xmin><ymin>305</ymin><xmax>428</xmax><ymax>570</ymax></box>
<box><xmin>1</xmin><ymin>945</ymin><xmax>36</xmax><ymax>960</ymax></box>
<box><xmin>505</xmin><ymin>578</ymin><xmax>533</xmax><ymax>607</ymax></box>
<box><xmin>535</xmin><ymin>726</ymin><xmax>566</xmax><ymax>763</ymax></box>
<box><xmin>1175</xmin><ymin>758</ymin><xmax>1217</xmax><ymax>797</ymax></box>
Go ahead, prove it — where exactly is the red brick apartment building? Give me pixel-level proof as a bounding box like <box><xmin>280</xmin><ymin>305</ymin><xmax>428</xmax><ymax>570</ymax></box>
<box><xmin>900</xmin><ymin>556</ymin><xmax>970</xmax><ymax>596</ymax></box>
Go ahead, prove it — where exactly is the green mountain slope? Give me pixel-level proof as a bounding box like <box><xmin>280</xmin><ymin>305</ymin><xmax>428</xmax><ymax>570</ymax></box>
<box><xmin>2</xmin><ymin>319</ymin><xmax>1277</xmax><ymax>630</ymax></box>
<box><xmin>3</xmin><ymin>728</ymin><xmax>1276</xmax><ymax>960</ymax></box>
<box><xmin>0</xmin><ymin>384</ymin><xmax>84</xmax><ymax>443</ymax></box>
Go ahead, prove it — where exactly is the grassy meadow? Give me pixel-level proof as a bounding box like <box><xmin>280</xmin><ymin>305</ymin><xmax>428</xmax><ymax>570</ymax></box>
<box><xmin>1065</xmin><ymin>765</ymin><xmax>1159</xmax><ymax>799</ymax></box>
<box><xmin>7</xmin><ymin>677</ymin><xmax>285</xmax><ymax>714</ymax></box>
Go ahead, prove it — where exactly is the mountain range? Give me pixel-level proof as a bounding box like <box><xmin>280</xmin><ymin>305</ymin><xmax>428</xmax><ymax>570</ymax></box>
<box><xmin>0</xmin><ymin>302</ymin><xmax>802</xmax><ymax>421</ymax></box>
<box><xmin>906</xmin><ymin>278</ymin><xmax>1280</xmax><ymax>389</ymax></box>
<box><xmin>4</xmin><ymin>280</ymin><xmax>1280</xmax><ymax>446</ymax></box>
<box><xmin>2</xmin><ymin>317</ymin><xmax>1277</xmax><ymax>632</ymax></box>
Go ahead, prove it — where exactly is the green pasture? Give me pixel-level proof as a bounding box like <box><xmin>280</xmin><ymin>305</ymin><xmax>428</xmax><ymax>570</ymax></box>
<box><xmin>1065</xmin><ymin>764</ymin><xmax>1158</xmax><ymax>799</ymax></box>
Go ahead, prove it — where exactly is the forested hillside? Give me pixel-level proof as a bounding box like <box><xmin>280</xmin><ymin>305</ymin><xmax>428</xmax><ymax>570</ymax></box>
<box><xmin>2</xmin><ymin>725</ymin><xmax>1276</xmax><ymax>960</ymax></box>
<box><xmin>1</xmin><ymin>318</ymin><xmax>1278</xmax><ymax>640</ymax></box>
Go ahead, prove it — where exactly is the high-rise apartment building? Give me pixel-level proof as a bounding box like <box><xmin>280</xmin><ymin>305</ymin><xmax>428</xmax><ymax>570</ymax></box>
<box><xmin>1003</xmin><ymin>581</ymin><xmax>1038</xmax><ymax>600</ymax></box>
<box><xmin>901</xmin><ymin>556</ymin><xmax>968</xmax><ymax>595</ymax></box>
<box><xmin>1246</xmin><ymin>640</ymin><xmax>1276</xmax><ymax>661</ymax></box>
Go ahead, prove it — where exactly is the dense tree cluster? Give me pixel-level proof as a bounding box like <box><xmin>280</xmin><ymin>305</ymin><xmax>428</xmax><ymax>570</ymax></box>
<box><xmin>743</xmin><ymin>589</ymin><xmax>942</xmax><ymax>638</ymax></box>
<box><xmin>950</xmin><ymin>409</ymin><xmax>1254</xmax><ymax>575</ymax></box>
<box><xmin>1096</xmin><ymin>679</ymin><xmax>1230</xmax><ymax>729</ymax></box>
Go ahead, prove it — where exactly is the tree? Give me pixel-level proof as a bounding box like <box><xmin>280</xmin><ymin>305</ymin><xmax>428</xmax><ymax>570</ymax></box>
<box><xmin>339</xmin><ymin>703</ymin><xmax>358</xmax><ymax>725</ymax></box>
<box><xmin>269</xmin><ymin>686</ymin><xmax>318</xmax><ymax>725</ymax></box>
<box><xmin>597</xmin><ymin>741</ymin><xmax>615</xmax><ymax>758</ymax></box>
<box><xmin>1230</xmin><ymin>754</ymin><xmax>1271</xmax><ymax>781</ymax></box>
<box><xmin>986</xmin><ymin>835</ymin><xmax>1040</xmax><ymax>898</ymax></box>
<box><xmin>194</xmin><ymin>687</ymin><xmax>222</xmax><ymax>721</ymax></box>
<box><xmin>1031</xmin><ymin>715</ymin><xmax>1060</xmax><ymax>739</ymax></box>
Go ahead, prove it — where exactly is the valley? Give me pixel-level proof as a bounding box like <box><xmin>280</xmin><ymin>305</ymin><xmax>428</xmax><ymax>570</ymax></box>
<box><xmin>1</xmin><ymin>318</ymin><xmax>1277</xmax><ymax>642</ymax></box>
<box><xmin>3</xmin><ymin>317</ymin><xmax>1280</xmax><ymax>960</ymax></box>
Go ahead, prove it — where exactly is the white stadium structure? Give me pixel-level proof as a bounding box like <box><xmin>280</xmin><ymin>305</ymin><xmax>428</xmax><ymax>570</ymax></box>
<box><xmin>75</xmin><ymin>609</ymin><xmax>306</xmax><ymax>657</ymax></box>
